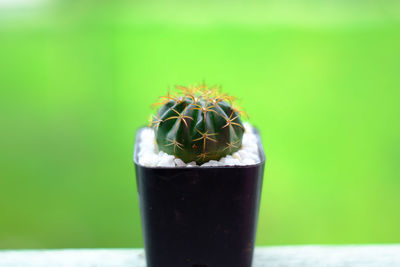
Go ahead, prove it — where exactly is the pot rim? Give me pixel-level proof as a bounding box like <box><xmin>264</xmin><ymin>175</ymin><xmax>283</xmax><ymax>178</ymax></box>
<box><xmin>133</xmin><ymin>126</ymin><xmax>266</xmax><ymax>169</ymax></box>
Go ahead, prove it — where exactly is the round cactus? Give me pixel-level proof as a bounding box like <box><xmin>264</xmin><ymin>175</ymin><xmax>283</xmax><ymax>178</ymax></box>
<box><xmin>149</xmin><ymin>84</ymin><xmax>246</xmax><ymax>165</ymax></box>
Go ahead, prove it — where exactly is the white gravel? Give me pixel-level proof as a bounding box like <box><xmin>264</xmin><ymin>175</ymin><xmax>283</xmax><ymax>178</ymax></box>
<box><xmin>137</xmin><ymin>122</ymin><xmax>261</xmax><ymax>167</ymax></box>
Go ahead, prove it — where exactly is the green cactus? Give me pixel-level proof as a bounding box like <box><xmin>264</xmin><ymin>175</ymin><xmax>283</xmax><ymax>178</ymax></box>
<box><xmin>149</xmin><ymin>84</ymin><xmax>246</xmax><ymax>164</ymax></box>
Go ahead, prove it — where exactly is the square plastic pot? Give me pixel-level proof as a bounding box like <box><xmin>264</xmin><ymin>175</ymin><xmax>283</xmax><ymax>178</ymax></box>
<box><xmin>133</xmin><ymin>127</ymin><xmax>266</xmax><ymax>267</ymax></box>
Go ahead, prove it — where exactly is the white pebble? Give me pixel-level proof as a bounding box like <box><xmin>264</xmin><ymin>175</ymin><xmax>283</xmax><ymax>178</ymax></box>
<box><xmin>243</xmin><ymin>158</ymin><xmax>256</xmax><ymax>165</ymax></box>
<box><xmin>232</xmin><ymin>152</ymin><xmax>241</xmax><ymax>161</ymax></box>
<box><xmin>174</xmin><ymin>158</ymin><xmax>186</xmax><ymax>167</ymax></box>
<box><xmin>201</xmin><ymin>160</ymin><xmax>220</xmax><ymax>167</ymax></box>
<box><xmin>156</xmin><ymin>154</ymin><xmax>175</xmax><ymax>167</ymax></box>
<box><xmin>186</xmin><ymin>161</ymin><xmax>198</xmax><ymax>167</ymax></box>
<box><xmin>138</xmin><ymin>153</ymin><xmax>153</xmax><ymax>166</ymax></box>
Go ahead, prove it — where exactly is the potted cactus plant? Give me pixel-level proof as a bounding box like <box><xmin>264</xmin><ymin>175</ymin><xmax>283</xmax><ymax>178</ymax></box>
<box><xmin>133</xmin><ymin>84</ymin><xmax>265</xmax><ymax>267</ymax></box>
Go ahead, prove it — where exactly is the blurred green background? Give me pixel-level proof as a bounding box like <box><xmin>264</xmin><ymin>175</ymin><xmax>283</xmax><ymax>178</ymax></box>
<box><xmin>1</xmin><ymin>0</ymin><xmax>400</xmax><ymax>248</ymax></box>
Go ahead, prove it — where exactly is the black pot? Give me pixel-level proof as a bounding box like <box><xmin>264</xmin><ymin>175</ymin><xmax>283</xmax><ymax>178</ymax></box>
<box><xmin>134</xmin><ymin>128</ymin><xmax>266</xmax><ymax>267</ymax></box>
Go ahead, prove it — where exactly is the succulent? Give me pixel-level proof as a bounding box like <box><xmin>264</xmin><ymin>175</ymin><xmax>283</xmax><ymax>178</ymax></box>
<box><xmin>149</xmin><ymin>84</ymin><xmax>247</xmax><ymax>165</ymax></box>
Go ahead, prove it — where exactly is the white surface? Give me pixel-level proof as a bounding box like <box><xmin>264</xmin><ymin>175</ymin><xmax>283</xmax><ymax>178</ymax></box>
<box><xmin>138</xmin><ymin>122</ymin><xmax>260</xmax><ymax>167</ymax></box>
<box><xmin>1</xmin><ymin>245</ymin><xmax>400</xmax><ymax>267</ymax></box>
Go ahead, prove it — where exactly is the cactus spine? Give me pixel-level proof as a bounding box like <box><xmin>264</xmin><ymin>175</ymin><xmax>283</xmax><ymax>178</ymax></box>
<box><xmin>150</xmin><ymin>84</ymin><xmax>246</xmax><ymax>165</ymax></box>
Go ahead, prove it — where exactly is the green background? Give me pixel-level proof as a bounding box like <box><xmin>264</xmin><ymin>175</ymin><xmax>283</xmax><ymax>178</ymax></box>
<box><xmin>1</xmin><ymin>0</ymin><xmax>400</xmax><ymax>248</ymax></box>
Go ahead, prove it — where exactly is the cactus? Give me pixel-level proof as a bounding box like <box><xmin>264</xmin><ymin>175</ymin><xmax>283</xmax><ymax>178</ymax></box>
<box><xmin>149</xmin><ymin>84</ymin><xmax>246</xmax><ymax>165</ymax></box>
